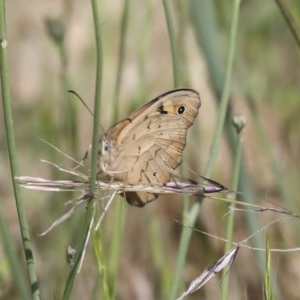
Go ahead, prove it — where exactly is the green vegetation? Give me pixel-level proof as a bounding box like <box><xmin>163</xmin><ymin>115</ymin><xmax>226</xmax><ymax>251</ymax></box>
<box><xmin>1</xmin><ymin>0</ymin><xmax>300</xmax><ymax>299</ymax></box>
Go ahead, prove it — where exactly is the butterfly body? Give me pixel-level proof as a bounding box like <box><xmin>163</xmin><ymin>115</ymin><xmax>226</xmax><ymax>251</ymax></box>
<box><xmin>98</xmin><ymin>88</ymin><xmax>201</xmax><ymax>206</ymax></box>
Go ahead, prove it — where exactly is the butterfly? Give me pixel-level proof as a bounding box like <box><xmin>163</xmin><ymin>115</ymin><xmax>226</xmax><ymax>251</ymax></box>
<box><xmin>98</xmin><ymin>88</ymin><xmax>202</xmax><ymax>206</ymax></box>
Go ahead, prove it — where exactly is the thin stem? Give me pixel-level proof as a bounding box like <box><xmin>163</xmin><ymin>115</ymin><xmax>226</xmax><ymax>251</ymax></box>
<box><xmin>169</xmin><ymin>0</ymin><xmax>241</xmax><ymax>298</ymax></box>
<box><xmin>220</xmin><ymin>118</ymin><xmax>244</xmax><ymax>299</ymax></box>
<box><xmin>112</xmin><ymin>0</ymin><xmax>129</xmax><ymax>122</ymax></box>
<box><xmin>0</xmin><ymin>198</ymin><xmax>30</xmax><ymax>299</ymax></box>
<box><xmin>204</xmin><ymin>0</ymin><xmax>240</xmax><ymax>178</ymax></box>
<box><xmin>275</xmin><ymin>0</ymin><xmax>300</xmax><ymax>48</ymax></box>
<box><xmin>162</xmin><ymin>0</ymin><xmax>180</xmax><ymax>87</ymax></box>
<box><xmin>109</xmin><ymin>3</ymin><xmax>129</xmax><ymax>294</ymax></box>
<box><xmin>62</xmin><ymin>0</ymin><xmax>103</xmax><ymax>297</ymax></box>
<box><xmin>0</xmin><ymin>1</ymin><xmax>40</xmax><ymax>299</ymax></box>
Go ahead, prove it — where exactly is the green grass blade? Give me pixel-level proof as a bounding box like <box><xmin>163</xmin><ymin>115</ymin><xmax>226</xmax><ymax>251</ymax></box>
<box><xmin>0</xmin><ymin>1</ymin><xmax>40</xmax><ymax>299</ymax></box>
<box><xmin>0</xmin><ymin>200</ymin><xmax>30</xmax><ymax>299</ymax></box>
<box><xmin>108</xmin><ymin>2</ymin><xmax>130</xmax><ymax>298</ymax></box>
<box><xmin>205</xmin><ymin>0</ymin><xmax>240</xmax><ymax>178</ymax></box>
<box><xmin>162</xmin><ymin>0</ymin><xmax>180</xmax><ymax>87</ymax></box>
<box><xmin>92</xmin><ymin>229</ymin><xmax>111</xmax><ymax>300</ymax></box>
<box><xmin>108</xmin><ymin>201</ymin><xmax>126</xmax><ymax>299</ymax></box>
<box><xmin>169</xmin><ymin>1</ymin><xmax>241</xmax><ymax>298</ymax></box>
<box><xmin>62</xmin><ymin>0</ymin><xmax>103</xmax><ymax>298</ymax></box>
<box><xmin>275</xmin><ymin>0</ymin><xmax>300</xmax><ymax>48</ymax></box>
<box><xmin>220</xmin><ymin>115</ymin><xmax>245</xmax><ymax>300</ymax></box>
<box><xmin>112</xmin><ymin>0</ymin><xmax>130</xmax><ymax>121</ymax></box>
<box><xmin>264</xmin><ymin>235</ymin><xmax>274</xmax><ymax>300</ymax></box>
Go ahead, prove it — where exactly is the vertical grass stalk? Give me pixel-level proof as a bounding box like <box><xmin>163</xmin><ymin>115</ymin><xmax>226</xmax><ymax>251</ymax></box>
<box><xmin>220</xmin><ymin>114</ymin><xmax>245</xmax><ymax>300</ymax></box>
<box><xmin>92</xmin><ymin>229</ymin><xmax>111</xmax><ymax>300</ymax></box>
<box><xmin>263</xmin><ymin>235</ymin><xmax>273</xmax><ymax>300</ymax></box>
<box><xmin>109</xmin><ymin>0</ymin><xmax>130</xmax><ymax>288</ymax></box>
<box><xmin>0</xmin><ymin>199</ymin><xmax>30</xmax><ymax>299</ymax></box>
<box><xmin>106</xmin><ymin>2</ymin><xmax>130</xmax><ymax>298</ymax></box>
<box><xmin>112</xmin><ymin>0</ymin><xmax>129</xmax><ymax>121</ymax></box>
<box><xmin>62</xmin><ymin>0</ymin><xmax>103</xmax><ymax>298</ymax></box>
<box><xmin>169</xmin><ymin>1</ymin><xmax>241</xmax><ymax>298</ymax></box>
<box><xmin>275</xmin><ymin>0</ymin><xmax>300</xmax><ymax>48</ymax></box>
<box><xmin>0</xmin><ymin>1</ymin><xmax>40</xmax><ymax>299</ymax></box>
<box><xmin>162</xmin><ymin>0</ymin><xmax>180</xmax><ymax>87</ymax></box>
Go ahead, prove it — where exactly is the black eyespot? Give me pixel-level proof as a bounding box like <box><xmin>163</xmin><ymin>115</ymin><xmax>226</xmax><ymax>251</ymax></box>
<box><xmin>153</xmin><ymin>171</ymin><xmax>157</xmax><ymax>177</ymax></box>
<box><xmin>178</xmin><ymin>105</ymin><xmax>185</xmax><ymax>114</ymax></box>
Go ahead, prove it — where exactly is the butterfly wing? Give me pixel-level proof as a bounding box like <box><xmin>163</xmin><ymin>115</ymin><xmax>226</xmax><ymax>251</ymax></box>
<box><xmin>102</xmin><ymin>88</ymin><xmax>201</xmax><ymax>206</ymax></box>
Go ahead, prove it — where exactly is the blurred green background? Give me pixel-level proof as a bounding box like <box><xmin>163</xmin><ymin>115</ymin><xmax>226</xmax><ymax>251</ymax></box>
<box><xmin>1</xmin><ymin>0</ymin><xmax>300</xmax><ymax>299</ymax></box>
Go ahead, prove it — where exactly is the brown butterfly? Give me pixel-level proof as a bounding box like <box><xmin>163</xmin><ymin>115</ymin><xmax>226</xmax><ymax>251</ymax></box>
<box><xmin>98</xmin><ymin>88</ymin><xmax>201</xmax><ymax>206</ymax></box>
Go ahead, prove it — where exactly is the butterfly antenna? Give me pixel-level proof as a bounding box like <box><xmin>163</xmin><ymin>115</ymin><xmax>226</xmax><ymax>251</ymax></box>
<box><xmin>68</xmin><ymin>90</ymin><xmax>94</xmax><ymax>117</ymax></box>
<box><xmin>68</xmin><ymin>90</ymin><xmax>106</xmax><ymax>136</ymax></box>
